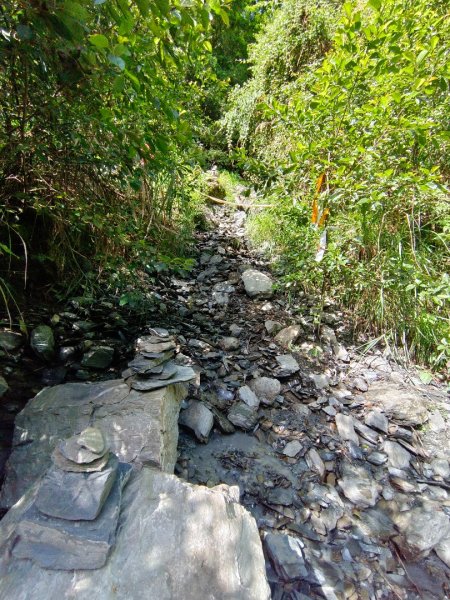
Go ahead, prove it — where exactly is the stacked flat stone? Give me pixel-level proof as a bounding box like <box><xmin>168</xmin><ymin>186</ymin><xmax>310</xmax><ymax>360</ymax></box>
<box><xmin>125</xmin><ymin>328</ymin><xmax>195</xmax><ymax>391</ymax></box>
<box><xmin>11</xmin><ymin>427</ymin><xmax>131</xmax><ymax>570</ymax></box>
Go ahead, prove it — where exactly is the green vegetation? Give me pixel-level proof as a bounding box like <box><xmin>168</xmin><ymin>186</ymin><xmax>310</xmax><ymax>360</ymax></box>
<box><xmin>224</xmin><ymin>0</ymin><xmax>450</xmax><ymax>368</ymax></box>
<box><xmin>1</xmin><ymin>0</ymin><xmax>448</xmax><ymax>368</ymax></box>
<box><xmin>0</xmin><ymin>0</ymin><xmax>225</xmax><ymax>300</ymax></box>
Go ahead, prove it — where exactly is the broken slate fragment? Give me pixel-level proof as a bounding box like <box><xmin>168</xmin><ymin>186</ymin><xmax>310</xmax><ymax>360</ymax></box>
<box><xmin>264</xmin><ymin>533</ymin><xmax>308</xmax><ymax>582</ymax></box>
<box><xmin>59</xmin><ymin>430</ymin><xmax>108</xmax><ymax>465</ymax></box>
<box><xmin>365</xmin><ymin>384</ymin><xmax>429</xmax><ymax>426</ymax></box>
<box><xmin>365</xmin><ymin>410</ymin><xmax>389</xmax><ymax>434</ymax></box>
<box><xmin>276</xmin><ymin>354</ymin><xmax>300</xmax><ymax>377</ymax></box>
<box><xmin>238</xmin><ymin>385</ymin><xmax>260</xmax><ymax>409</ymax></box>
<box><xmin>241</xmin><ymin>269</ymin><xmax>273</xmax><ymax>299</ymax></box>
<box><xmin>265</xmin><ymin>320</ymin><xmax>283</xmax><ymax>335</ymax></box>
<box><xmin>179</xmin><ymin>401</ymin><xmax>214</xmax><ymax>443</ymax></box>
<box><xmin>0</xmin><ymin>375</ymin><xmax>9</xmax><ymax>398</ymax></box>
<box><xmin>218</xmin><ymin>336</ymin><xmax>240</xmax><ymax>351</ymax></box>
<box><xmin>274</xmin><ymin>325</ymin><xmax>302</xmax><ymax>348</ymax></box>
<box><xmin>393</xmin><ymin>504</ymin><xmax>450</xmax><ymax>560</ymax></box>
<box><xmin>283</xmin><ymin>440</ymin><xmax>302</xmax><ymax>458</ymax></box>
<box><xmin>335</xmin><ymin>414</ymin><xmax>359</xmax><ymax>446</ymax></box>
<box><xmin>338</xmin><ymin>462</ymin><xmax>380</xmax><ymax>508</ymax></box>
<box><xmin>249</xmin><ymin>376</ymin><xmax>281</xmax><ymax>406</ymax></box>
<box><xmin>306</xmin><ymin>448</ymin><xmax>325</xmax><ymax>478</ymax></box>
<box><xmin>228</xmin><ymin>403</ymin><xmax>258</xmax><ymax>431</ymax></box>
<box><xmin>310</xmin><ymin>373</ymin><xmax>329</xmax><ymax>390</ymax></box>
<box><xmin>383</xmin><ymin>440</ymin><xmax>411</xmax><ymax>470</ymax></box>
<box><xmin>0</xmin><ymin>330</ymin><xmax>23</xmax><ymax>351</ymax></box>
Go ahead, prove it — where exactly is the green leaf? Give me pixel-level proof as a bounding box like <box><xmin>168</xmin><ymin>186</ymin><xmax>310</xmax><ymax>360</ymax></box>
<box><xmin>89</xmin><ymin>33</ymin><xmax>109</xmax><ymax>48</ymax></box>
<box><xmin>0</xmin><ymin>243</ymin><xmax>17</xmax><ymax>258</ymax></box>
<box><xmin>416</xmin><ymin>49</ymin><xmax>428</xmax><ymax>64</ymax></box>
<box><xmin>63</xmin><ymin>1</ymin><xmax>89</xmax><ymax>22</ymax></box>
<box><xmin>418</xmin><ymin>370</ymin><xmax>433</xmax><ymax>384</ymax></box>
<box><xmin>108</xmin><ymin>54</ymin><xmax>126</xmax><ymax>70</ymax></box>
<box><xmin>135</xmin><ymin>0</ymin><xmax>150</xmax><ymax>17</ymax></box>
<box><xmin>124</xmin><ymin>69</ymin><xmax>141</xmax><ymax>90</ymax></box>
<box><xmin>220</xmin><ymin>9</ymin><xmax>230</xmax><ymax>26</ymax></box>
<box><xmin>368</xmin><ymin>0</ymin><xmax>381</xmax><ymax>10</ymax></box>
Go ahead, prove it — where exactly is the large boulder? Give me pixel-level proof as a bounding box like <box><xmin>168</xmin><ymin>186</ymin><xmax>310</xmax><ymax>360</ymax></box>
<box><xmin>0</xmin><ymin>379</ymin><xmax>187</xmax><ymax>509</ymax></box>
<box><xmin>241</xmin><ymin>269</ymin><xmax>273</xmax><ymax>299</ymax></box>
<box><xmin>0</xmin><ymin>468</ymin><xmax>271</xmax><ymax>600</ymax></box>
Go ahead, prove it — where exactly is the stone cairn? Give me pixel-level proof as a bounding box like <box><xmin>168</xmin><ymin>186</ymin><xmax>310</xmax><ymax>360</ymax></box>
<box><xmin>11</xmin><ymin>427</ymin><xmax>131</xmax><ymax>570</ymax></box>
<box><xmin>123</xmin><ymin>328</ymin><xmax>195</xmax><ymax>391</ymax></box>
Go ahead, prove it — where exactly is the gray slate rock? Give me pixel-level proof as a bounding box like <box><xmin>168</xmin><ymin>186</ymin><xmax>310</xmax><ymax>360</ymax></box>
<box><xmin>249</xmin><ymin>376</ymin><xmax>281</xmax><ymax>406</ymax></box>
<box><xmin>128</xmin><ymin>353</ymin><xmax>173</xmax><ymax>375</ymax></box>
<box><xmin>265</xmin><ymin>320</ymin><xmax>283</xmax><ymax>335</ymax></box>
<box><xmin>335</xmin><ymin>414</ymin><xmax>359</xmax><ymax>445</ymax></box>
<box><xmin>238</xmin><ymin>385</ymin><xmax>260</xmax><ymax>409</ymax></box>
<box><xmin>368</xmin><ymin>452</ymin><xmax>387</xmax><ymax>466</ymax></box>
<box><xmin>0</xmin><ymin>330</ymin><xmax>23</xmax><ymax>352</ymax></box>
<box><xmin>435</xmin><ymin>532</ymin><xmax>450</xmax><ymax>568</ymax></box>
<box><xmin>264</xmin><ymin>533</ymin><xmax>308</xmax><ymax>582</ymax></box>
<box><xmin>30</xmin><ymin>325</ymin><xmax>55</xmax><ymax>361</ymax></box>
<box><xmin>276</xmin><ymin>354</ymin><xmax>300</xmax><ymax>377</ymax></box>
<box><xmin>0</xmin><ymin>469</ymin><xmax>271</xmax><ymax>600</ymax></box>
<box><xmin>365</xmin><ymin>384</ymin><xmax>429</xmax><ymax>426</ymax></box>
<box><xmin>283</xmin><ymin>440</ymin><xmax>302</xmax><ymax>458</ymax></box>
<box><xmin>52</xmin><ymin>448</ymin><xmax>110</xmax><ymax>473</ymax></box>
<box><xmin>78</xmin><ymin>427</ymin><xmax>106</xmax><ymax>454</ymax></box>
<box><xmin>81</xmin><ymin>346</ymin><xmax>114</xmax><ymax>369</ymax></box>
<box><xmin>274</xmin><ymin>325</ymin><xmax>302</xmax><ymax>348</ymax></box>
<box><xmin>129</xmin><ymin>365</ymin><xmax>195</xmax><ymax>391</ymax></box>
<box><xmin>0</xmin><ymin>380</ymin><xmax>187</xmax><ymax>509</ymax></box>
<box><xmin>310</xmin><ymin>373</ymin><xmax>330</xmax><ymax>390</ymax></box>
<box><xmin>11</xmin><ymin>462</ymin><xmax>131</xmax><ymax>570</ymax></box>
<box><xmin>179</xmin><ymin>401</ymin><xmax>214</xmax><ymax>443</ymax></box>
<box><xmin>383</xmin><ymin>440</ymin><xmax>411</xmax><ymax>470</ymax></box>
<box><xmin>241</xmin><ymin>269</ymin><xmax>273</xmax><ymax>299</ymax></box>
<box><xmin>430</xmin><ymin>458</ymin><xmax>450</xmax><ymax>479</ymax></box>
<box><xmin>306</xmin><ymin>448</ymin><xmax>325</xmax><ymax>478</ymax></box>
<box><xmin>365</xmin><ymin>410</ymin><xmax>389</xmax><ymax>433</ymax></box>
<box><xmin>35</xmin><ymin>455</ymin><xmax>118</xmax><ymax>521</ymax></box>
<box><xmin>228</xmin><ymin>403</ymin><xmax>258</xmax><ymax>431</ymax></box>
<box><xmin>393</xmin><ymin>504</ymin><xmax>450</xmax><ymax>560</ymax></box>
<box><xmin>219</xmin><ymin>336</ymin><xmax>240</xmax><ymax>351</ymax></box>
<box><xmin>338</xmin><ymin>463</ymin><xmax>380</xmax><ymax>508</ymax></box>
<box><xmin>59</xmin><ymin>429</ymin><xmax>108</xmax><ymax>465</ymax></box>
<box><xmin>135</xmin><ymin>335</ymin><xmax>175</xmax><ymax>354</ymax></box>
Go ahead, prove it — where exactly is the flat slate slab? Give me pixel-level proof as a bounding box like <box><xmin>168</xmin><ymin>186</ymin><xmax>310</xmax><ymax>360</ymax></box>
<box><xmin>35</xmin><ymin>455</ymin><xmax>119</xmax><ymax>521</ymax></box>
<box><xmin>0</xmin><ymin>379</ymin><xmax>188</xmax><ymax>509</ymax></box>
<box><xmin>0</xmin><ymin>468</ymin><xmax>271</xmax><ymax>600</ymax></box>
<box><xmin>11</xmin><ymin>463</ymin><xmax>131</xmax><ymax>570</ymax></box>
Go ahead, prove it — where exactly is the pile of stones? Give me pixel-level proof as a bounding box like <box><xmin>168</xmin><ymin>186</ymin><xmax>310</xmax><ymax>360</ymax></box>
<box><xmin>10</xmin><ymin>427</ymin><xmax>131</xmax><ymax>570</ymax></box>
<box><xmin>123</xmin><ymin>328</ymin><xmax>195</xmax><ymax>391</ymax></box>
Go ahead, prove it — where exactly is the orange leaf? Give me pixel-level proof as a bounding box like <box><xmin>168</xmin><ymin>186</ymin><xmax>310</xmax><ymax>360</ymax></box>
<box><xmin>315</xmin><ymin>172</ymin><xmax>326</xmax><ymax>195</ymax></box>
<box><xmin>318</xmin><ymin>207</ymin><xmax>330</xmax><ymax>227</ymax></box>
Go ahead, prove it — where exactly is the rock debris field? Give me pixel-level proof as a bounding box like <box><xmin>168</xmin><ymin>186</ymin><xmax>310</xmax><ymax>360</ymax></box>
<box><xmin>0</xmin><ymin>205</ymin><xmax>449</xmax><ymax>600</ymax></box>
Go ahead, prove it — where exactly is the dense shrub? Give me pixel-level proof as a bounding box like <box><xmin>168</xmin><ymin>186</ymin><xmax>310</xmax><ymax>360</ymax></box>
<box><xmin>225</xmin><ymin>0</ymin><xmax>450</xmax><ymax>368</ymax></box>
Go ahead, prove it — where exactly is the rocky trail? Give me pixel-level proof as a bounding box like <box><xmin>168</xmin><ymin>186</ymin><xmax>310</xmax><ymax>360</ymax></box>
<box><xmin>0</xmin><ymin>204</ymin><xmax>450</xmax><ymax>599</ymax></box>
